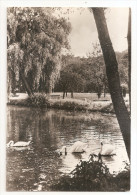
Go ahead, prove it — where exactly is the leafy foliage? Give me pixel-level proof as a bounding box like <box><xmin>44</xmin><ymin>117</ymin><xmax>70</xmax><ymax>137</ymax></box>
<box><xmin>62</xmin><ymin>101</ymin><xmax>88</xmax><ymax>110</ymax></box>
<box><xmin>7</xmin><ymin>7</ymin><xmax>71</xmax><ymax>94</ymax></box>
<box><xmin>52</xmin><ymin>155</ymin><xmax>130</xmax><ymax>191</ymax></box>
<box><xmin>26</xmin><ymin>93</ymin><xmax>49</xmax><ymax>107</ymax></box>
<box><xmin>55</xmin><ymin>63</ymin><xmax>85</xmax><ymax>96</ymax></box>
<box><xmin>116</xmin><ymin>51</ymin><xmax>129</xmax><ymax>85</ymax></box>
<box><xmin>88</xmin><ymin>43</ymin><xmax>108</xmax><ymax>98</ymax></box>
<box><xmin>55</xmin><ymin>49</ymin><xmax>128</xmax><ymax>97</ymax></box>
<box><xmin>53</xmin><ymin>100</ymin><xmax>89</xmax><ymax>111</ymax></box>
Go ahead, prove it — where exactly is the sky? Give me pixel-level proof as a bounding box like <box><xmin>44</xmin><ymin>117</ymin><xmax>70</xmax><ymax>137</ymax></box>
<box><xmin>60</xmin><ymin>8</ymin><xmax>129</xmax><ymax>57</ymax></box>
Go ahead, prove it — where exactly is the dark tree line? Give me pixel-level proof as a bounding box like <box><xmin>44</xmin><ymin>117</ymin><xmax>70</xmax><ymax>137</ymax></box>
<box><xmin>55</xmin><ymin>51</ymin><xmax>129</xmax><ymax>99</ymax></box>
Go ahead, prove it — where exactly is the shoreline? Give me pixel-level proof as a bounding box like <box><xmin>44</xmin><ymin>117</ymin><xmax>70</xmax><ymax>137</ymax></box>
<box><xmin>7</xmin><ymin>96</ymin><xmax>129</xmax><ymax>114</ymax></box>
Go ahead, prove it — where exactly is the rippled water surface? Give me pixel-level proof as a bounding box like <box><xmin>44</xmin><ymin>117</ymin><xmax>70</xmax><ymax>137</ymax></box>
<box><xmin>7</xmin><ymin>106</ymin><xmax>129</xmax><ymax>191</ymax></box>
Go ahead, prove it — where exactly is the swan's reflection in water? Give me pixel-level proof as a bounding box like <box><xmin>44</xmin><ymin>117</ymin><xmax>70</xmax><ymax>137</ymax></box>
<box><xmin>8</xmin><ymin>146</ymin><xmax>31</xmax><ymax>151</ymax></box>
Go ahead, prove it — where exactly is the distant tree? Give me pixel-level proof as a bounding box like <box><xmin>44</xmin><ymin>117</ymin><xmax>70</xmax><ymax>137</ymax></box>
<box><xmin>115</xmin><ymin>51</ymin><xmax>128</xmax><ymax>87</ymax></box>
<box><xmin>56</xmin><ymin>51</ymin><xmax>128</xmax><ymax>100</ymax></box>
<box><xmin>88</xmin><ymin>43</ymin><xmax>108</xmax><ymax>98</ymax></box>
<box><xmin>55</xmin><ymin>64</ymin><xmax>85</xmax><ymax>98</ymax></box>
<box><xmin>7</xmin><ymin>7</ymin><xmax>71</xmax><ymax>95</ymax></box>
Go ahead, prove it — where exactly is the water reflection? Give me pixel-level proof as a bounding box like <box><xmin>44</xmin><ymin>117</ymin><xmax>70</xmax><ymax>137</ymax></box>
<box><xmin>7</xmin><ymin>106</ymin><xmax>129</xmax><ymax>191</ymax></box>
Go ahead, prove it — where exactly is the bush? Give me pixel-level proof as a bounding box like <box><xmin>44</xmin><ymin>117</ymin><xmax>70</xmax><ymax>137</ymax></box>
<box><xmin>61</xmin><ymin>100</ymin><xmax>89</xmax><ymax>111</ymax></box>
<box><xmin>51</xmin><ymin>155</ymin><xmax>130</xmax><ymax>191</ymax></box>
<box><xmin>113</xmin><ymin>163</ymin><xmax>130</xmax><ymax>191</ymax></box>
<box><xmin>49</xmin><ymin>99</ymin><xmax>90</xmax><ymax>111</ymax></box>
<box><xmin>62</xmin><ymin>101</ymin><xmax>84</xmax><ymax>110</ymax></box>
<box><xmin>26</xmin><ymin>93</ymin><xmax>50</xmax><ymax>107</ymax></box>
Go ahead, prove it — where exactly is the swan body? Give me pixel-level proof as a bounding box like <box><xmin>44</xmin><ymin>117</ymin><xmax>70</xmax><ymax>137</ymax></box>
<box><xmin>59</xmin><ymin>141</ymin><xmax>88</xmax><ymax>155</ymax></box>
<box><xmin>7</xmin><ymin>140</ymin><xmax>31</xmax><ymax>147</ymax></box>
<box><xmin>99</xmin><ymin>142</ymin><xmax>115</xmax><ymax>156</ymax></box>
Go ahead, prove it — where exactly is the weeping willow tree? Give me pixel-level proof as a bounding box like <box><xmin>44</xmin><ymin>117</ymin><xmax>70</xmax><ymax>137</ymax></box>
<box><xmin>7</xmin><ymin>7</ymin><xmax>71</xmax><ymax>95</ymax></box>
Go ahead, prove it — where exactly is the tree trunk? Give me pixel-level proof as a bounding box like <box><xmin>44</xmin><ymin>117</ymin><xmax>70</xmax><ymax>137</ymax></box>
<box><xmin>127</xmin><ymin>8</ymin><xmax>131</xmax><ymax>111</ymax></box>
<box><xmin>46</xmin><ymin>79</ymin><xmax>52</xmax><ymax>94</ymax></box>
<box><xmin>92</xmin><ymin>8</ymin><xmax>130</xmax><ymax>159</ymax></box>
<box><xmin>20</xmin><ymin>71</ymin><xmax>33</xmax><ymax>96</ymax></box>
<box><xmin>11</xmin><ymin>70</ymin><xmax>16</xmax><ymax>95</ymax></box>
<box><xmin>104</xmin><ymin>88</ymin><xmax>106</xmax><ymax>98</ymax></box>
<box><xmin>63</xmin><ymin>91</ymin><xmax>65</xmax><ymax>99</ymax></box>
<box><xmin>7</xmin><ymin>70</ymin><xmax>12</xmax><ymax>102</ymax></box>
<box><xmin>104</xmin><ymin>79</ymin><xmax>107</xmax><ymax>97</ymax></box>
<box><xmin>9</xmin><ymin>66</ymin><xmax>33</xmax><ymax>96</ymax></box>
<box><xmin>71</xmin><ymin>91</ymin><xmax>74</xmax><ymax>98</ymax></box>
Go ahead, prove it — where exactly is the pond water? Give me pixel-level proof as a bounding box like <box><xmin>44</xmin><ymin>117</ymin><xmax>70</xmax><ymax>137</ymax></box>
<box><xmin>6</xmin><ymin>106</ymin><xmax>129</xmax><ymax>191</ymax></box>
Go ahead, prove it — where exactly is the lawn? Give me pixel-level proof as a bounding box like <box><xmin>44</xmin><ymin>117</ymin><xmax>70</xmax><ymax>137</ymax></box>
<box><xmin>52</xmin><ymin>92</ymin><xmax>112</xmax><ymax>101</ymax></box>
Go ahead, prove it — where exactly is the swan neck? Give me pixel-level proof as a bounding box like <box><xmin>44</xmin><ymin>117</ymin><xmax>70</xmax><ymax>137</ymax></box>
<box><xmin>10</xmin><ymin>141</ymin><xmax>14</xmax><ymax>146</ymax></box>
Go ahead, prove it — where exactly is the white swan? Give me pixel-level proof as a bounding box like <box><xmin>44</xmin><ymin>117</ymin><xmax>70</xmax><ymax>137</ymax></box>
<box><xmin>7</xmin><ymin>140</ymin><xmax>31</xmax><ymax>147</ymax></box>
<box><xmin>99</xmin><ymin>142</ymin><xmax>116</xmax><ymax>156</ymax></box>
<box><xmin>59</xmin><ymin>141</ymin><xmax>88</xmax><ymax>155</ymax></box>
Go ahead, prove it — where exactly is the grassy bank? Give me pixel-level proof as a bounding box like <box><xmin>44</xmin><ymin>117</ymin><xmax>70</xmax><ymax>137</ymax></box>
<box><xmin>8</xmin><ymin>92</ymin><xmax>129</xmax><ymax>113</ymax></box>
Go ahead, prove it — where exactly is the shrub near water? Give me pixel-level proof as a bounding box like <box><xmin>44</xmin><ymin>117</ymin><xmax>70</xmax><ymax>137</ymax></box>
<box><xmin>51</xmin><ymin>155</ymin><xmax>130</xmax><ymax>191</ymax></box>
<box><xmin>62</xmin><ymin>101</ymin><xmax>88</xmax><ymax>111</ymax></box>
<box><xmin>51</xmin><ymin>99</ymin><xmax>90</xmax><ymax>111</ymax></box>
<box><xmin>27</xmin><ymin>93</ymin><xmax>49</xmax><ymax>107</ymax></box>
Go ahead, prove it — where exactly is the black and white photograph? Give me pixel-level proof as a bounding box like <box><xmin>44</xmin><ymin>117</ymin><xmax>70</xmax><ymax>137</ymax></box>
<box><xmin>0</xmin><ymin>0</ymin><xmax>137</xmax><ymax>193</ymax></box>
